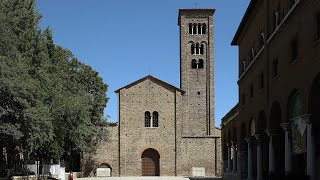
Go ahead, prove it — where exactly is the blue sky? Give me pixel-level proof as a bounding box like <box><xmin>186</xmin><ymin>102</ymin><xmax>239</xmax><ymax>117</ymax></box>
<box><xmin>36</xmin><ymin>0</ymin><xmax>250</xmax><ymax>127</ymax></box>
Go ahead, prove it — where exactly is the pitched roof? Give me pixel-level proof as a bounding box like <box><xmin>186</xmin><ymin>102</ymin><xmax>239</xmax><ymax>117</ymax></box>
<box><xmin>114</xmin><ymin>75</ymin><xmax>185</xmax><ymax>94</ymax></box>
<box><xmin>231</xmin><ymin>0</ymin><xmax>257</xmax><ymax>45</ymax></box>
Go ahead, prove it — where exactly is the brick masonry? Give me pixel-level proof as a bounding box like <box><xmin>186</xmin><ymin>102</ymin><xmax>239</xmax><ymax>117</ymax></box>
<box><xmin>83</xmin><ymin>9</ymin><xmax>222</xmax><ymax>177</ymax></box>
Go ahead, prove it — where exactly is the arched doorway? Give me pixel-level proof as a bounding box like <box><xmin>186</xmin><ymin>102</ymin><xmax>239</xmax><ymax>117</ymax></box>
<box><xmin>100</xmin><ymin>163</ymin><xmax>111</xmax><ymax>168</ymax></box>
<box><xmin>222</xmin><ymin>132</ymin><xmax>228</xmax><ymax>172</ymax></box>
<box><xmin>99</xmin><ymin>163</ymin><xmax>112</xmax><ymax>176</ymax></box>
<box><xmin>257</xmin><ymin>111</ymin><xmax>268</xmax><ymax>178</ymax></box>
<box><xmin>248</xmin><ymin>118</ymin><xmax>257</xmax><ymax>179</ymax></box>
<box><xmin>141</xmin><ymin>148</ymin><xmax>160</xmax><ymax>176</ymax></box>
<box><xmin>232</xmin><ymin>127</ymin><xmax>238</xmax><ymax>173</ymax></box>
<box><xmin>269</xmin><ymin>101</ymin><xmax>285</xmax><ymax>177</ymax></box>
<box><xmin>288</xmin><ymin>90</ymin><xmax>307</xmax><ymax>177</ymax></box>
<box><xmin>309</xmin><ymin>73</ymin><xmax>320</xmax><ymax>179</ymax></box>
<box><xmin>240</xmin><ymin>123</ymin><xmax>247</xmax><ymax>179</ymax></box>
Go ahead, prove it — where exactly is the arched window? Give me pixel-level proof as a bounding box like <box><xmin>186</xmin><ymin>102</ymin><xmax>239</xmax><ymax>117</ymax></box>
<box><xmin>191</xmin><ymin>59</ymin><xmax>197</xmax><ymax>69</ymax></box>
<box><xmin>198</xmin><ymin>23</ymin><xmax>201</xmax><ymax>34</ymax></box>
<box><xmin>196</xmin><ymin>43</ymin><xmax>200</xmax><ymax>54</ymax></box>
<box><xmin>202</xmin><ymin>24</ymin><xmax>206</xmax><ymax>34</ymax></box>
<box><xmin>193</xmin><ymin>24</ymin><xmax>197</xmax><ymax>34</ymax></box>
<box><xmin>198</xmin><ymin>59</ymin><xmax>204</xmax><ymax>69</ymax></box>
<box><xmin>189</xmin><ymin>23</ymin><xmax>192</xmax><ymax>34</ymax></box>
<box><xmin>200</xmin><ymin>44</ymin><xmax>204</xmax><ymax>54</ymax></box>
<box><xmin>152</xmin><ymin>111</ymin><xmax>158</xmax><ymax>127</ymax></box>
<box><xmin>191</xmin><ymin>43</ymin><xmax>195</xmax><ymax>54</ymax></box>
<box><xmin>145</xmin><ymin>111</ymin><xmax>151</xmax><ymax>127</ymax></box>
<box><xmin>290</xmin><ymin>91</ymin><xmax>304</xmax><ymax>119</ymax></box>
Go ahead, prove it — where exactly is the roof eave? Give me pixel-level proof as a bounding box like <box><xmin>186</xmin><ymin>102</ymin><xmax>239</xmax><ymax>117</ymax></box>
<box><xmin>114</xmin><ymin>75</ymin><xmax>185</xmax><ymax>94</ymax></box>
<box><xmin>231</xmin><ymin>0</ymin><xmax>257</xmax><ymax>46</ymax></box>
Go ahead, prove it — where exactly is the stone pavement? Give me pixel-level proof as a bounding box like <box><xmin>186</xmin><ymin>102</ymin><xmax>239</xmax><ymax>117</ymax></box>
<box><xmin>78</xmin><ymin>177</ymin><xmax>223</xmax><ymax>180</ymax></box>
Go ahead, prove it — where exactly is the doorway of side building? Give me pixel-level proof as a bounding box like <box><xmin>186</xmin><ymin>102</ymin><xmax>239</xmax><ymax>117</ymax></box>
<box><xmin>99</xmin><ymin>163</ymin><xmax>112</xmax><ymax>176</ymax></box>
<box><xmin>309</xmin><ymin>73</ymin><xmax>320</xmax><ymax>179</ymax></box>
<box><xmin>141</xmin><ymin>148</ymin><xmax>160</xmax><ymax>176</ymax></box>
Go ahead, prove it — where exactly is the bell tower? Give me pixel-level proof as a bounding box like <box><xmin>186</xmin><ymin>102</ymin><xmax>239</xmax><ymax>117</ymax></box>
<box><xmin>178</xmin><ymin>9</ymin><xmax>215</xmax><ymax>136</ymax></box>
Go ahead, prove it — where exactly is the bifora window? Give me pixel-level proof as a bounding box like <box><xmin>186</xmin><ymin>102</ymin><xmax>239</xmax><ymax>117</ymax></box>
<box><xmin>191</xmin><ymin>43</ymin><xmax>205</xmax><ymax>55</ymax></box>
<box><xmin>145</xmin><ymin>111</ymin><xmax>159</xmax><ymax>128</ymax></box>
<box><xmin>191</xmin><ymin>59</ymin><xmax>204</xmax><ymax>69</ymax></box>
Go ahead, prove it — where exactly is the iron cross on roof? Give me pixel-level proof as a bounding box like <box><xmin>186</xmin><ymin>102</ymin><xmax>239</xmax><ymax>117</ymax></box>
<box><xmin>194</xmin><ymin>2</ymin><xmax>199</xmax><ymax>9</ymax></box>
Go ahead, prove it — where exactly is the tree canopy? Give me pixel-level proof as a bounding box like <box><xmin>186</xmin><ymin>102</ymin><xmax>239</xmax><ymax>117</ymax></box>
<box><xmin>0</xmin><ymin>0</ymin><xmax>108</xmax><ymax>171</ymax></box>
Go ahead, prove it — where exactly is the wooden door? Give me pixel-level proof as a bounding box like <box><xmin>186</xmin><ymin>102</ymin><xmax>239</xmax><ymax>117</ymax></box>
<box><xmin>141</xmin><ymin>148</ymin><xmax>160</xmax><ymax>176</ymax></box>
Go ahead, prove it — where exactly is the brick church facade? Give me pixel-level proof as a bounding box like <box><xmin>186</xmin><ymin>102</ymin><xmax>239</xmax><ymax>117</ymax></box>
<box><xmin>87</xmin><ymin>9</ymin><xmax>222</xmax><ymax>177</ymax></box>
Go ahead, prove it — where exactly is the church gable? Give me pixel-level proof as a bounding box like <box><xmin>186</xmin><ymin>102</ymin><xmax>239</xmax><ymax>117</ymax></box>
<box><xmin>114</xmin><ymin>75</ymin><xmax>184</xmax><ymax>94</ymax></box>
<box><xmin>116</xmin><ymin>75</ymin><xmax>180</xmax><ymax>129</ymax></box>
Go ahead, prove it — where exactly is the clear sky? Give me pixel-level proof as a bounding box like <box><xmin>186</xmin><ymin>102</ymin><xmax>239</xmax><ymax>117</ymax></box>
<box><xmin>36</xmin><ymin>0</ymin><xmax>250</xmax><ymax>127</ymax></box>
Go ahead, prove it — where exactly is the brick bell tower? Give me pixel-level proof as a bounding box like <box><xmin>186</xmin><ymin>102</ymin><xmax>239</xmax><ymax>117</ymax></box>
<box><xmin>178</xmin><ymin>9</ymin><xmax>215</xmax><ymax>136</ymax></box>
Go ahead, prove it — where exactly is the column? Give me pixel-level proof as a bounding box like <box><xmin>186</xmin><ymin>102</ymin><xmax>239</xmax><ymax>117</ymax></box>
<box><xmin>232</xmin><ymin>141</ymin><xmax>237</xmax><ymax>173</ymax></box>
<box><xmin>227</xmin><ymin>143</ymin><xmax>231</xmax><ymax>173</ymax></box>
<box><xmin>304</xmin><ymin>115</ymin><xmax>316</xmax><ymax>180</ymax></box>
<box><xmin>191</xmin><ymin>25</ymin><xmax>194</xmax><ymax>34</ymax></box>
<box><xmin>245</xmin><ymin>137</ymin><xmax>253</xmax><ymax>180</ymax></box>
<box><xmin>280</xmin><ymin>122</ymin><xmax>292</xmax><ymax>176</ymax></box>
<box><xmin>254</xmin><ymin>134</ymin><xmax>263</xmax><ymax>180</ymax></box>
<box><xmin>265</xmin><ymin>129</ymin><xmax>277</xmax><ymax>175</ymax></box>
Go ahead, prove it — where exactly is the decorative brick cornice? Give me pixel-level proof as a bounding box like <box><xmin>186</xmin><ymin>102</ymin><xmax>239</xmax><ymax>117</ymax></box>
<box><xmin>178</xmin><ymin>9</ymin><xmax>215</xmax><ymax>26</ymax></box>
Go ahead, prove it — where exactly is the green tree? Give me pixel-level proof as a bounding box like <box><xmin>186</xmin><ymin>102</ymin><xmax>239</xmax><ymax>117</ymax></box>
<box><xmin>0</xmin><ymin>0</ymin><xmax>109</xmax><ymax>173</ymax></box>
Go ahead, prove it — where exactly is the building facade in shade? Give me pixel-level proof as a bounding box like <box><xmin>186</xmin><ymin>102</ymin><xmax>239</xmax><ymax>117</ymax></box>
<box><xmin>221</xmin><ymin>1</ymin><xmax>320</xmax><ymax>180</ymax></box>
<box><xmin>85</xmin><ymin>9</ymin><xmax>222</xmax><ymax>177</ymax></box>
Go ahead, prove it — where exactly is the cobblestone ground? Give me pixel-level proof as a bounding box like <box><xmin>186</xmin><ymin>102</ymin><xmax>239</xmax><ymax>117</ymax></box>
<box><xmin>78</xmin><ymin>177</ymin><xmax>223</xmax><ymax>180</ymax></box>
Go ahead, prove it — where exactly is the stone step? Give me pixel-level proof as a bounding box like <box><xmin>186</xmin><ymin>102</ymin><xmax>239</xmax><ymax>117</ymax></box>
<box><xmin>78</xmin><ymin>177</ymin><xmax>223</xmax><ymax>180</ymax></box>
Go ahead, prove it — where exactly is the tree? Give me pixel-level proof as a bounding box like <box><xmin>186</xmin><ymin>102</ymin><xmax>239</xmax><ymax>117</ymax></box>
<box><xmin>0</xmin><ymin>0</ymin><xmax>109</xmax><ymax>174</ymax></box>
